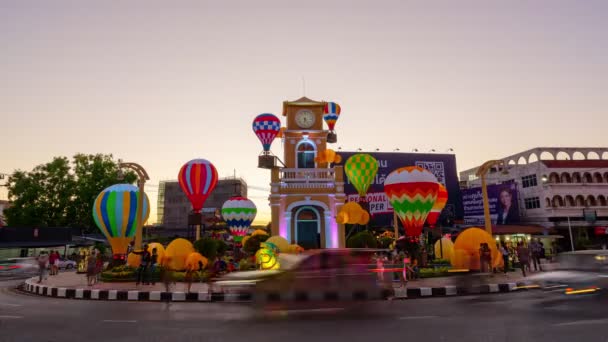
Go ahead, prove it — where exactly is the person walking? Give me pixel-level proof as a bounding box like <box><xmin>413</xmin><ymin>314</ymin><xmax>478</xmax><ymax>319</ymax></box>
<box><xmin>48</xmin><ymin>250</ymin><xmax>59</xmax><ymax>276</ymax></box>
<box><xmin>149</xmin><ymin>248</ymin><xmax>158</xmax><ymax>285</ymax></box>
<box><xmin>94</xmin><ymin>249</ymin><xmax>104</xmax><ymax>283</ymax></box>
<box><xmin>499</xmin><ymin>243</ymin><xmax>510</xmax><ymax>275</ymax></box>
<box><xmin>133</xmin><ymin>245</ymin><xmax>151</xmax><ymax>285</ymax></box>
<box><xmin>86</xmin><ymin>251</ymin><xmax>97</xmax><ymax>286</ymax></box>
<box><xmin>531</xmin><ymin>239</ymin><xmax>543</xmax><ymax>272</ymax></box>
<box><xmin>516</xmin><ymin>242</ymin><xmax>530</xmax><ymax>277</ymax></box>
<box><xmin>36</xmin><ymin>251</ymin><xmax>49</xmax><ymax>283</ymax></box>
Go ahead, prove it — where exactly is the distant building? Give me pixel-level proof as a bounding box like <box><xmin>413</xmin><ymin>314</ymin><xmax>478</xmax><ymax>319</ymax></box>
<box><xmin>460</xmin><ymin>147</ymin><xmax>608</xmax><ymax>249</ymax></box>
<box><xmin>157</xmin><ymin>178</ymin><xmax>248</xmax><ymax>229</ymax></box>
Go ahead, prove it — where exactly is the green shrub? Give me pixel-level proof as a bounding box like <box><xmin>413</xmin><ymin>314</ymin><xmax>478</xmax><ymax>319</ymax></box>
<box><xmin>418</xmin><ymin>266</ymin><xmax>451</xmax><ymax>278</ymax></box>
<box><xmin>238</xmin><ymin>258</ymin><xmax>255</xmax><ymax>271</ymax></box>
<box><xmin>194</xmin><ymin>237</ymin><xmax>219</xmax><ymax>260</ymax></box>
<box><xmin>346</xmin><ymin>231</ymin><xmax>378</xmax><ymax>248</ymax></box>
<box><xmin>243</xmin><ymin>235</ymin><xmax>269</xmax><ymax>255</ymax></box>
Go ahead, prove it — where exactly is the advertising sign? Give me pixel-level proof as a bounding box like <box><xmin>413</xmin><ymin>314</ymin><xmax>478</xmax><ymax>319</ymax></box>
<box><xmin>462</xmin><ymin>181</ymin><xmax>520</xmax><ymax>225</ymax></box>
<box><xmin>340</xmin><ymin>152</ymin><xmax>462</xmax><ymax>227</ymax></box>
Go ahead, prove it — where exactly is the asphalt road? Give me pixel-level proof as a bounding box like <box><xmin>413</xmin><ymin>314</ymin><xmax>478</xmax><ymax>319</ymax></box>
<box><xmin>1</xmin><ymin>279</ymin><xmax>608</xmax><ymax>342</ymax></box>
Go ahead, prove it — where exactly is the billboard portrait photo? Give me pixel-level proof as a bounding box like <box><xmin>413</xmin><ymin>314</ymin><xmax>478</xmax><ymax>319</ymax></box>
<box><xmin>462</xmin><ymin>181</ymin><xmax>520</xmax><ymax>225</ymax></box>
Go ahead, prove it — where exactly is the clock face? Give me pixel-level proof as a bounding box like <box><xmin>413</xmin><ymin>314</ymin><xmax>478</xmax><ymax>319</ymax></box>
<box><xmin>295</xmin><ymin>110</ymin><xmax>315</xmax><ymax>128</ymax></box>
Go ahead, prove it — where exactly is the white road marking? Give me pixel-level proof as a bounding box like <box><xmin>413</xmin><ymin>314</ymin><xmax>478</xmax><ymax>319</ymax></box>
<box><xmin>0</xmin><ymin>303</ymin><xmax>22</xmax><ymax>307</ymax></box>
<box><xmin>102</xmin><ymin>320</ymin><xmax>137</xmax><ymax>323</ymax></box>
<box><xmin>0</xmin><ymin>315</ymin><xmax>24</xmax><ymax>319</ymax></box>
<box><xmin>398</xmin><ymin>315</ymin><xmax>438</xmax><ymax>320</ymax></box>
<box><xmin>553</xmin><ymin>318</ymin><xmax>608</xmax><ymax>327</ymax></box>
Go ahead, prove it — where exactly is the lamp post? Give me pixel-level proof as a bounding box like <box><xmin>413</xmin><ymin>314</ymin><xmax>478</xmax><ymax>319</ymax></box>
<box><xmin>117</xmin><ymin>160</ymin><xmax>150</xmax><ymax>250</ymax></box>
<box><xmin>475</xmin><ymin>160</ymin><xmax>508</xmax><ymax>235</ymax></box>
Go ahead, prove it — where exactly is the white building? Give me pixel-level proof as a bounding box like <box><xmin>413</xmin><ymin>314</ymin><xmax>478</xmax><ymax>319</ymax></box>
<box><xmin>460</xmin><ymin>147</ymin><xmax>608</xmax><ymax>249</ymax></box>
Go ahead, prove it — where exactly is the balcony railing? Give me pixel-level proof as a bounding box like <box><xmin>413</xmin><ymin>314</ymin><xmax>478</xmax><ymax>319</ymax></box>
<box><xmin>279</xmin><ymin>168</ymin><xmax>336</xmax><ymax>182</ymax></box>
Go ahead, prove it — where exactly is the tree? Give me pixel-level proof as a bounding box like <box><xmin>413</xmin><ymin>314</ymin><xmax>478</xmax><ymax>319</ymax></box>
<box><xmin>70</xmin><ymin>154</ymin><xmax>136</xmax><ymax>231</ymax></box>
<box><xmin>243</xmin><ymin>234</ymin><xmax>269</xmax><ymax>255</ymax></box>
<box><xmin>5</xmin><ymin>154</ymin><xmax>135</xmax><ymax>232</ymax></box>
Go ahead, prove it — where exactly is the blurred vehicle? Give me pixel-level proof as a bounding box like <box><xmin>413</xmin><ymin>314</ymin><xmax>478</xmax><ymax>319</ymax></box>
<box><xmin>527</xmin><ymin>250</ymin><xmax>608</xmax><ymax>302</ymax></box>
<box><xmin>55</xmin><ymin>258</ymin><xmax>77</xmax><ymax>270</ymax></box>
<box><xmin>215</xmin><ymin>249</ymin><xmax>393</xmax><ymax>313</ymax></box>
<box><xmin>0</xmin><ymin>257</ymin><xmax>39</xmax><ymax>278</ymax></box>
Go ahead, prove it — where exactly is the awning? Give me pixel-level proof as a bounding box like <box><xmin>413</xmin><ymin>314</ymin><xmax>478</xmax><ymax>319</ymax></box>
<box><xmin>491</xmin><ymin>225</ymin><xmax>555</xmax><ymax>235</ymax></box>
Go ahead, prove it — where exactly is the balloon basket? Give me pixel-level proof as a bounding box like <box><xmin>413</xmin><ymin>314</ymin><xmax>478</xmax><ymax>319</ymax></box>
<box><xmin>327</xmin><ymin>131</ymin><xmax>337</xmax><ymax>143</ymax></box>
<box><xmin>258</xmin><ymin>155</ymin><xmax>277</xmax><ymax>169</ymax></box>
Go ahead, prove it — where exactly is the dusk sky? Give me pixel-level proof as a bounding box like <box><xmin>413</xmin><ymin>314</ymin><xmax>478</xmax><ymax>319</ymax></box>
<box><xmin>1</xmin><ymin>1</ymin><xmax>607</xmax><ymax>224</ymax></box>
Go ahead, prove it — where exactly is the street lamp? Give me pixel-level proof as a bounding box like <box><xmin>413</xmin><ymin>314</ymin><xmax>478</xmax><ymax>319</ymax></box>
<box><xmin>476</xmin><ymin>160</ymin><xmax>508</xmax><ymax>235</ymax></box>
<box><xmin>117</xmin><ymin>160</ymin><xmax>150</xmax><ymax>250</ymax></box>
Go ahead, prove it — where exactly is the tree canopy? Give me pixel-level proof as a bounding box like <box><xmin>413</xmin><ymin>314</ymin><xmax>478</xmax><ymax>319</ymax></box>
<box><xmin>4</xmin><ymin>154</ymin><xmax>136</xmax><ymax>232</ymax></box>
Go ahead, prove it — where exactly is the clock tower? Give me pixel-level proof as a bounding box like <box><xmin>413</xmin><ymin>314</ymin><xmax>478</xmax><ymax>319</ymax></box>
<box><xmin>268</xmin><ymin>97</ymin><xmax>346</xmax><ymax>249</ymax></box>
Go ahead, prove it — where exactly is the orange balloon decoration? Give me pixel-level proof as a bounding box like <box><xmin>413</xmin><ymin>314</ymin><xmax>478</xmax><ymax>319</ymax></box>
<box><xmin>426</xmin><ymin>184</ymin><xmax>448</xmax><ymax>228</ymax></box>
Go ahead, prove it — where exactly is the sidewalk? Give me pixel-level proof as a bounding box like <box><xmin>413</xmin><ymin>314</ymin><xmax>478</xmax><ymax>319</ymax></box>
<box><xmin>35</xmin><ymin>271</ymin><xmax>210</xmax><ymax>293</ymax></box>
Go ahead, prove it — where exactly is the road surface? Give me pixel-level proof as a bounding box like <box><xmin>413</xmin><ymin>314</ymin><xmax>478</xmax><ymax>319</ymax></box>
<box><xmin>1</xmin><ymin>279</ymin><xmax>607</xmax><ymax>342</ymax></box>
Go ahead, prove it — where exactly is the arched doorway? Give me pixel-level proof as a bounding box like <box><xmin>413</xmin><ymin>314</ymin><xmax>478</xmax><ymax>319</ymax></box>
<box><xmin>295</xmin><ymin>206</ymin><xmax>321</xmax><ymax>249</ymax></box>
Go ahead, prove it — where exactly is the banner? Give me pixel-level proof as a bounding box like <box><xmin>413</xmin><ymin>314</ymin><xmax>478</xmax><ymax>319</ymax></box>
<box><xmin>339</xmin><ymin>152</ymin><xmax>462</xmax><ymax>227</ymax></box>
<box><xmin>462</xmin><ymin>181</ymin><xmax>520</xmax><ymax>225</ymax></box>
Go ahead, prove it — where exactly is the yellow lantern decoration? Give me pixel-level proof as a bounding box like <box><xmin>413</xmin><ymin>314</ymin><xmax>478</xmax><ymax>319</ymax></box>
<box><xmin>164</xmin><ymin>238</ymin><xmax>195</xmax><ymax>271</ymax></box>
<box><xmin>265</xmin><ymin>235</ymin><xmax>289</xmax><ymax>253</ymax></box>
<box><xmin>434</xmin><ymin>237</ymin><xmax>455</xmax><ymax>264</ymax></box>
<box><xmin>255</xmin><ymin>242</ymin><xmax>280</xmax><ymax>270</ymax></box>
<box><xmin>452</xmin><ymin>227</ymin><xmax>503</xmax><ymax>270</ymax></box>
<box><xmin>185</xmin><ymin>252</ymin><xmax>208</xmax><ymax>271</ymax></box>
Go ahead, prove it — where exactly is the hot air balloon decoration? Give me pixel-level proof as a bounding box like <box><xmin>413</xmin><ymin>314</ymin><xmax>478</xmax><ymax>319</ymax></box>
<box><xmin>384</xmin><ymin>166</ymin><xmax>439</xmax><ymax>237</ymax></box>
<box><xmin>178</xmin><ymin>159</ymin><xmax>218</xmax><ymax>240</ymax></box>
<box><xmin>323</xmin><ymin>102</ymin><xmax>341</xmax><ymax>143</ymax></box>
<box><xmin>426</xmin><ymin>184</ymin><xmax>448</xmax><ymax>228</ymax></box>
<box><xmin>253</xmin><ymin>113</ymin><xmax>281</xmax><ymax>168</ymax></box>
<box><xmin>345</xmin><ymin>153</ymin><xmax>379</xmax><ymax>205</ymax></box>
<box><xmin>92</xmin><ymin>184</ymin><xmax>150</xmax><ymax>256</ymax></box>
<box><xmin>221</xmin><ymin>196</ymin><xmax>257</xmax><ymax>243</ymax></box>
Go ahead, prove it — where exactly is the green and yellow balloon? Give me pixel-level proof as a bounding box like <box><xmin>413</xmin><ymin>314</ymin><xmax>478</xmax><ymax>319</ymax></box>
<box><xmin>345</xmin><ymin>154</ymin><xmax>379</xmax><ymax>197</ymax></box>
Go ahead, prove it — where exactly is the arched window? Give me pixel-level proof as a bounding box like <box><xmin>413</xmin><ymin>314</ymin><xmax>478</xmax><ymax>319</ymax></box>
<box><xmin>594</xmin><ymin>173</ymin><xmax>603</xmax><ymax>183</ymax></box>
<box><xmin>296</xmin><ymin>140</ymin><xmax>316</xmax><ymax>169</ymax></box>
<box><xmin>549</xmin><ymin>173</ymin><xmax>560</xmax><ymax>183</ymax></box>
<box><xmin>573</xmin><ymin>173</ymin><xmax>582</xmax><ymax>183</ymax></box>
<box><xmin>586</xmin><ymin>196</ymin><xmax>597</xmax><ymax>207</ymax></box>
<box><xmin>552</xmin><ymin>195</ymin><xmax>564</xmax><ymax>207</ymax></box>
<box><xmin>598</xmin><ymin>195</ymin><xmax>607</xmax><ymax>207</ymax></box>
<box><xmin>604</xmin><ymin>173</ymin><xmax>608</xmax><ymax>183</ymax></box>
<box><xmin>583</xmin><ymin>173</ymin><xmax>593</xmax><ymax>183</ymax></box>
<box><xmin>545</xmin><ymin>198</ymin><xmax>551</xmax><ymax>208</ymax></box>
<box><xmin>565</xmin><ymin>195</ymin><xmax>575</xmax><ymax>207</ymax></box>
<box><xmin>575</xmin><ymin>195</ymin><xmax>585</xmax><ymax>207</ymax></box>
<box><xmin>560</xmin><ymin>173</ymin><xmax>572</xmax><ymax>183</ymax></box>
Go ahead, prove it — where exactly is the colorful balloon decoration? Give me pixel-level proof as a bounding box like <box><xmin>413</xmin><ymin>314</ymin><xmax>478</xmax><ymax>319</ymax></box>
<box><xmin>178</xmin><ymin>159</ymin><xmax>218</xmax><ymax>213</ymax></box>
<box><xmin>92</xmin><ymin>184</ymin><xmax>150</xmax><ymax>255</ymax></box>
<box><xmin>256</xmin><ymin>242</ymin><xmax>280</xmax><ymax>270</ymax></box>
<box><xmin>383</xmin><ymin>166</ymin><xmax>439</xmax><ymax>237</ymax></box>
<box><xmin>252</xmin><ymin>113</ymin><xmax>281</xmax><ymax>152</ymax></box>
<box><xmin>315</xmin><ymin>149</ymin><xmax>342</xmax><ymax>164</ymax></box>
<box><xmin>426</xmin><ymin>184</ymin><xmax>449</xmax><ymax>228</ymax></box>
<box><xmin>453</xmin><ymin>228</ymin><xmax>503</xmax><ymax>270</ymax></box>
<box><xmin>345</xmin><ymin>154</ymin><xmax>379</xmax><ymax>197</ymax></box>
<box><xmin>323</xmin><ymin>102</ymin><xmax>341</xmax><ymax>131</ymax></box>
<box><xmin>221</xmin><ymin>196</ymin><xmax>257</xmax><ymax>242</ymax></box>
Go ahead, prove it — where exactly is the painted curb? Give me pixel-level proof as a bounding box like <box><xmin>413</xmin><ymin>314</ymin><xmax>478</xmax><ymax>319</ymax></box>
<box><xmin>21</xmin><ymin>277</ymin><xmax>533</xmax><ymax>302</ymax></box>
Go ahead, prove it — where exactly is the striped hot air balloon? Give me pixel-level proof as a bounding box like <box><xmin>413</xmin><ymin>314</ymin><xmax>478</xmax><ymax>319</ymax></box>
<box><xmin>92</xmin><ymin>184</ymin><xmax>150</xmax><ymax>255</ymax></box>
<box><xmin>221</xmin><ymin>196</ymin><xmax>257</xmax><ymax>242</ymax></box>
<box><xmin>323</xmin><ymin>102</ymin><xmax>341</xmax><ymax>131</ymax></box>
<box><xmin>384</xmin><ymin>166</ymin><xmax>439</xmax><ymax>237</ymax></box>
<box><xmin>345</xmin><ymin>154</ymin><xmax>379</xmax><ymax>197</ymax></box>
<box><xmin>252</xmin><ymin>113</ymin><xmax>281</xmax><ymax>152</ymax></box>
<box><xmin>426</xmin><ymin>184</ymin><xmax>448</xmax><ymax>228</ymax></box>
<box><xmin>178</xmin><ymin>159</ymin><xmax>218</xmax><ymax>213</ymax></box>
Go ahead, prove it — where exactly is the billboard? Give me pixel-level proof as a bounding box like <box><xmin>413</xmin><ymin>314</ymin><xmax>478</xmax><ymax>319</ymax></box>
<box><xmin>462</xmin><ymin>181</ymin><xmax>520</xmax><ymax>225</ymax></box>
<box><xmin>339</xmin><ymin>152</ymin><xmax>463</xmax><ymax>227</ymax></box>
